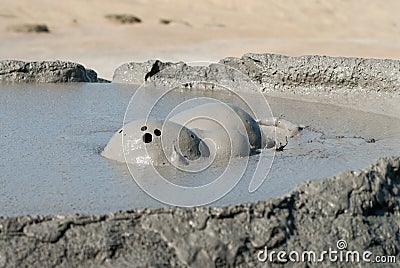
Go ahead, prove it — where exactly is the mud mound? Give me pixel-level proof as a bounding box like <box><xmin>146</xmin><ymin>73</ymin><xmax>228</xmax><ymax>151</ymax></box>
<box><xmin>0</xmin><ymin>60</ymin><xmax>98</xmax><ymax>83</ymax></box>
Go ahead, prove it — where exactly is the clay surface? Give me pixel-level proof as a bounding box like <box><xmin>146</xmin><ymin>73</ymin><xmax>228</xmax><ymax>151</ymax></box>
<box><xmin>0</xmin><ymin>54</ymin><xmax>399</xmax><ymax>266</ymax></box>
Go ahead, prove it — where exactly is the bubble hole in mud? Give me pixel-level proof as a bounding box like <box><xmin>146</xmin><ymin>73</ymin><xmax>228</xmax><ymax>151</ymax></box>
<box><xmin>142</xmin><ymin>132</ymin><xmax>153</xmax><ymax>143</ymax></box>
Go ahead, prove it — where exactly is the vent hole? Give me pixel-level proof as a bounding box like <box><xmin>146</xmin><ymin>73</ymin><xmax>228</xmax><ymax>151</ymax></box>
<box><xmin>154</xmin><ymin>129</ymin><xmax>161</xmax><ymax>136</ymax></box>
<box><xmin>143</xmin><ymin>133</ymin><xmax>152</xmax><ymax>143</ymax></box>
<box><xmin>141</xmin><ymin>126</ymin><xmax>147</xmax><ymax>131</ymax></box>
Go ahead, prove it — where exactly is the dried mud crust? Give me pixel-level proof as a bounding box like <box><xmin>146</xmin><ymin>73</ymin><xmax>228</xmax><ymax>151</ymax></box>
<box><xmin>113</xmin><ymin>54</ymin><xmax>400</xmax><ymax>95</ymax></box>
<box><xmin>0</xmin><ymin>157</ymin><xmax>398</xmax><ymax>267</ymax></box>
<box><xmin>0</xmin><ymin>60</ymin><xmax>100</xmax><ymax>83</ymax></box>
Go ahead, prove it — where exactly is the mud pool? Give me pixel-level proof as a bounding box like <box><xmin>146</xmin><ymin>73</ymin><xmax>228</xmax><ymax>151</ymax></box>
<box><xmin>0</xmin><ymin>83</ymin><xmax>399</xmax><ymax>216</ymax></box>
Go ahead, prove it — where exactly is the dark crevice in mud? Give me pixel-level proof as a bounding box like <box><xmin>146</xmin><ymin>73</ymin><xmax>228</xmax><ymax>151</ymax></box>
<box><xmin>144</xmin><ymin>60</ymin><xmax>163</xmax><ymax>81</ymax></box>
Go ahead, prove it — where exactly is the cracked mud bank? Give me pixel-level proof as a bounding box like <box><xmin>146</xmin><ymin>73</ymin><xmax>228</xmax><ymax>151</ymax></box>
<box><xmin>0</xmin><ymin>157</ymin><xmax>399</xmax><ymax>267</ymax></box>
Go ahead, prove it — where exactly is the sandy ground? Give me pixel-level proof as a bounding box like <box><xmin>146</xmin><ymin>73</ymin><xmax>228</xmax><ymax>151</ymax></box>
<box><xmin>0</xmin><ymin>0</ymin><xmax>400</xmax><ymax>79</ymax></box>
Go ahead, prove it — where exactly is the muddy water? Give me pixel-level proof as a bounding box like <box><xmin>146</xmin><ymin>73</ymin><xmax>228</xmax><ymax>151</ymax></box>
<box><xmin>0</xmin><ymin>84</ymin><xmax>399</xmax><ymax>216</ymax></box>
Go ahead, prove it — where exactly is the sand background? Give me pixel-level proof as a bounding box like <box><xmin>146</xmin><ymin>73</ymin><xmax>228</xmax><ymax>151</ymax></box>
<box><xmin>1</xmin><ymin>0</ymin><xmax>400</xmax><ymax>80</ymax></box>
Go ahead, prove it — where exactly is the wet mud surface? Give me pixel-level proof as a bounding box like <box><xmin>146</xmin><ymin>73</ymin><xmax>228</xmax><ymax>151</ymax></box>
<box><xmin>0</xmin><ymin>84</ymin><xmax>398</xmax><ymax>216</ymax></box>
